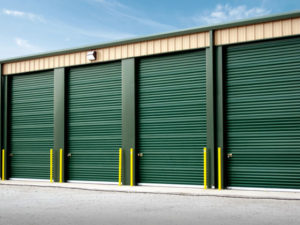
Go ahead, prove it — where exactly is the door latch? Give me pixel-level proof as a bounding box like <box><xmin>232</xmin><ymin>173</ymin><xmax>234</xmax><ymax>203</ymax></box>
<box><xmin>67</xmin><ymin>153</ymin><xmax>72</xmax><ymax>157</ymax></box>
<box><xmin>227</xmin><ymin>153</ymin><xmax>233</xmax><ymax>158</ymax></box>
<box><xmin>137</xmin><ymin>153</ymin><xmax>144</xmax><ymax>157</ymax></box>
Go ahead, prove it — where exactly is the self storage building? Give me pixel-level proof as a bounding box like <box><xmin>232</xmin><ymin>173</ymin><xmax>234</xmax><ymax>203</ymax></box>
<box><xmin>1</xmin><ymin>11</ymin><xmax>300</xmax><ymax>190</ymax></box>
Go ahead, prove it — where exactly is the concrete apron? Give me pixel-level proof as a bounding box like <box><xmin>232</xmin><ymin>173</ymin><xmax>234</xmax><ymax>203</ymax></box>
<box><xmin>1</xmin><ymin>180</ymin><xmax>300</xmax><ymax>200</ymax></box>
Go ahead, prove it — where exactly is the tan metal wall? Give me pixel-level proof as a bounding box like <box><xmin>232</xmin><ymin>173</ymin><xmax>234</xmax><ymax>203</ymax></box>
<box><xmin>2</xmin><ymin>16</ymin><xmax>300</xmax><ymax>75</ymax></box>
<box><xmin>2</xmin><ymin>32</ymin><xmax>210</xmax><ymax>75</ymax></box>
<box><xmin>215</xmin><ymin>17</ymin><xmax>300</xmax><ymax>45</ymax></box>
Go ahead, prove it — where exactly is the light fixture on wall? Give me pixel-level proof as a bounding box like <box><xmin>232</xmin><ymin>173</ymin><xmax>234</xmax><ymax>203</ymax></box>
<box><xmin>87</xmin><ymin>51</ymin><xmax>97</xmax><ymax>61</ymax></box>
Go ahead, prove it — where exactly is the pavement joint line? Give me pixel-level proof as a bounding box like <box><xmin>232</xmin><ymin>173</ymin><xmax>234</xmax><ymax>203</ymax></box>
<box><xmin>1</xmin><ymin>182</ymin><xmax>300</xmax><ymax>201</ymax></box>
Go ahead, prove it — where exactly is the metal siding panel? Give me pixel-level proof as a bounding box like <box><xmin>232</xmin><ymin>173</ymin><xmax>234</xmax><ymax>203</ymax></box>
<box><xmin>225</xmin><ymin>37</ymin><xmax>300</xmax><ymax>189</ymax></box>
<box><xmin>128</xmin><ymin>44</ymin><xmax>134</xmax><ymax>57</ymax></box>
<box><xmin>25</xmin><ymin>61</ymin><xmax>30</xmax><ymax>72</ymax></box>
<box><xmin>237</xmin><ymin>26</ymin><xmax>246</xmax><ymax>43</ymax></box>
<box><xmin>9</xmin><ymin>71</ymin><xmax>54</xmax><ymax>179</ymax></box>
<box><xmin>229</xmin><ymin>27</ymin><xmax>238</xmax><ymax>44</ymax></box>
<box><xmin>292</xmin><ymin>18</ymin><xmax>300</xmax><ymax>35</ymax></box>
<box><xmin>161</xmin><ymin>39</ymin><xmax>168</xmax><ymax>52</ymax></box>
<box><xmin>34</xmin><ymin>59</ymin><xmax>39</xmax><ymax>71</ymax></box>
<box><xmin>273</xmin><ymin>20</ymin><xmax>283</xmax><ymax>37</ymax></box>
<box><xmin>97</xmin><ymin>49</ymin><xmax>104</xmax><ymax>62</ymax></box>
<box><xmin>103</xmin><ymin>48</ymin><xmax>109</xmax><ymax>61</ymax></box>
<box><xmin>116</xmin><ymin>46</ymin><xmax>122</xmax><ymax>59</ymax></box>
<box><xmin>122</xmin><ymin>45</ymin><xmax>128</xmax><ymax>58</ymax></box>
<box><xmin>133</xmin><ymin>43</ymin><xmax>141</xmax><ymax>57</ymax></box>
<box><xmin>246</xmin><ymin>25</ymin><xmax>255</xmax><ymax>41</ymax></box>
<box><xmin>168</xmin><ymin>37</ymin><xmax>175</xmax><ymax>52</ymax></box>
<box><xmin>190</xmin><ymin>34</ymin><xmax>198</xmax><ymax>49</ymax></box>
<box><xmin>138</xmin><ymin>50</ymin><xmax>207</xmax><ymax>185</ymax></box>
<box><xmin>50</xmin><ymin>57</ymin><xmax>55</xmax><ymax>68</ymax></box>
<box><xmin>175</xmin><ymin>36</ymin><xmax>183</xmax><ymax>51</ymax></box>
<box><xmin>255</xmin><ymin>24</ymin><xmax>264</xmax><ymax>40</ymax></box>
<box><xmin>263</xmin><ymin>22</ymin><xmax>273</xmax><ymax>39</ymax></box>
<box><xmin>67</xmin><ymin>62</ymin><xmax>122</xmax><ymax>182</ymax></box>
<box><xmin>147</xmin><ymin>41</ymin><xmax>154</xmax><ymax>54</ymax></box>
<box><xmin>110</xmin><ymin>47</ymin><xmax>116</xmax><ymax>60</ymax></box>
<box><xmin>70</xmin><ymin>54</ymin><xmax>75</xmax><ymax>66</ymax></box>
<box><xmin>20</xmin><ymin>62</ymin><xmax>25</xmax><ymax>73</ymax></box>
<box><xmin>11</xmin><ymin>63</ymin><xmax>16</xmax><ymax>74</ymax></box>
<box><xmin>80</xmin><ymin>52</ymin><xmax>86</xmax><ymax>64</ymax></box>
<box><xmin>182</xmin><ymin>35</ymin><xmax>190</xmax><ymax>49</ymax></box>
<box><xmin>154</xmin><ymin>40</ymin><xmax>161</xmax><ymax>54</ymax></box>
<box><xmin>282</xmin><ymin>19</ymin><xmax>292</xmax><ymax>36</ymax></box>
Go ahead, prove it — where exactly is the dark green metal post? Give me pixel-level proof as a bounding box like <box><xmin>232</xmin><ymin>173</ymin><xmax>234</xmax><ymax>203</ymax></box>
<box><xmin>206</xmin><ymin>30</ymin><xmax>215</xmax><ymax>188</ymax></box>
<box><xmin>122</xmin><ymin>58</ymin><xmax>136</xmax><ymax>185</ymax></box>
<box><xmin>0</xmin><ymin>64</ymin><xmax>2</xmax><ymax>179</ymax></box>
<box><xmin>216</xmin><ymin>46</ymin><xmax>225</xmax><ymax>189</ymax></box>
<box><xmin>54</xmin><ymin>68</ymin><xmax>65</xmax><ymax>182</ymax></box>
<box><xmin>2</xmin><ymin>75</ymin><xmax>8</xmax><ymax>180</ymax></box>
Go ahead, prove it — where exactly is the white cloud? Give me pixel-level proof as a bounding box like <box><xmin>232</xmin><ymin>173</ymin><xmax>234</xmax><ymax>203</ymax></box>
<box><xmin>70</xmin><ymin>27</ymin><xmax>135</xmax><ymax>40</ymax></box>
<box><xmin>2</xmin><ymin>9</ymin><xmax>45</xmax><ymax>22</ymax></box>
<box><xmin>94</xmin><ymin>0</ymin><xmax>127</xmax><ymax>9</ymax></box>
<box><xmin>93</xmin><ymin>0</ymin><xmax>175</xmax><ymax>31</ymax></box>
<box><xmin>193</xmin><ymin>4</ymin><xmax>271</xmax><ymax>25</ymax></box>
<box><xmin>14</xmin><ymin>37</ymin><xmax>42</xmax><ymax>53</ymax></box>
<box><xmin>15</xmin><ymin>38</ymin><xmax>32</xmax><ymax>48</ymax></box>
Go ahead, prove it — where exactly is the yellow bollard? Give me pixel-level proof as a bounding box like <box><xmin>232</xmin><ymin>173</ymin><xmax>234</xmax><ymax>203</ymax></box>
<box><xmin>50</xmin><ymin>149</ymin><xmax>53</xmax><ymax>183</ymax></box>
<box><xmin>119</xmin><ymin>148</ymin><xmax>122</xmax><ymax>186</ymax></box>
<box><xmin>130</xmin><ymin>148</ymin><xmax>133</xmax><ymax>186</ymax></box>
<box><xmin>2</xmin><ymin>149</ymin><xmax>5</xmax><ymax>181</ymax></box>
<box><xmin>59</xmin><ymin>148</ymin><xmax>63</xmax><ymax>183</ymax></box>
<box><xmin>203</xmin><ymin>147</ymin><xmax>207</xmax><ymax>189</ymax></box>
<box><xmin>218</xmin><ymin>147</ymin><xmax>222</xmax><ymax>190</ymax></box>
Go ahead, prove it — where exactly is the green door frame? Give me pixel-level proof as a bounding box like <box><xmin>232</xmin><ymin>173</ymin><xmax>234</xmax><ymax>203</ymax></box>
<box><xmin>206</xmin><ymin>30</ymin><xmax>215</xmax><ymax>188</ymax></box>
<box><xmin>216</xmin><ymin>46</ymin><xmax>225</xmax><ymax>189</ymax></box>
<box><xmin>122</xmin><ymin>58</ymin><xmax>136</xmax><ymax>185</ymax></box>
<box><xmin>1</xmin><ymin>73</ymin><xmax>9</xmax><ymax>180</ymax></box>
<box><xmin>54</xmin><ymin>68</ymin><xmax>65</xmax><ymax>182</ymax></box>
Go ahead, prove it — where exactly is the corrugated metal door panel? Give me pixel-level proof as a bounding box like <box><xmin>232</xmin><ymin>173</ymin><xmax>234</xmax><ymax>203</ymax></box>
<box><xmin>138</xmin><ymin>50</ymin><xmax>206</xmax><ymax>185</ymax></box>
<box><xmin>225</xmin><ymin>37</ymin><xmax>300</xmax><ymax>189</ymax></box>
<box><xmin>9</xmin><ymin>71</ymin><xmax>54</xmax><ymax>179</ymax></box>
<box><xmin>67</xmin><ymin>62</ymin><xmax>122</xmax><ymax>182</ymax></box>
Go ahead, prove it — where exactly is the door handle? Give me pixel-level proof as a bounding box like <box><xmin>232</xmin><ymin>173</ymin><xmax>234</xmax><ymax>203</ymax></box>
<box><xmin>227</xmin><ymin>153</ymin><xmax>233</xmax><ymax>158</ymax></box>
<box><xmin>137</xmin><ymin>153</ymin><xmax>144</xmax><ymax>157</ymax></box>
<box><xmin>67</xmin><ymin>153</ymin><xmax>72</xmax><ymax>157</ymax></box>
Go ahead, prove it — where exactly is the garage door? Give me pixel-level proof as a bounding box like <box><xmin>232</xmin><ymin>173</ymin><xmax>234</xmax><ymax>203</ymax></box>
<box><xmin>225</xmin><ymin>37</ymin><xmax>300</xmax><ymax>189</ymax></box>
<box><xmin>9</xmin><ymin>71</ymin><xmax>54</xmax><ymax>179</ymax></box>
<box><xmin>67</xmin><ymin>62</ymin><xmax>122</xmax><ymax>182</ymax></box>
<box><xmin>137</xmin><ymin>50</ymin><xmax>207</xmax><ymax>185</ymax></box>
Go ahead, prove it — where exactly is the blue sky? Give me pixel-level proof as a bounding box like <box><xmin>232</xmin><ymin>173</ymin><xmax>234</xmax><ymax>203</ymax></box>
<box><xmin>0</xmin><ymin>0</ymin><xmax>299</xmax><ymax>59</ymax></box>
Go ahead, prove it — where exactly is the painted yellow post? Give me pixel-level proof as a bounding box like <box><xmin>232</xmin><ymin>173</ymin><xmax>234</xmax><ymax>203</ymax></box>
<box><xmin>203</xmin><ymin>147</ymin><xmax>207</xmax><ymax>189</ymax></box>
<box><xmin>119</xmin><ymin>148</ymin><xmax>122</xmax><ymax>186</ymax></box>
<box><xmin>2</xmin><ymin>149</ymin><xmax>5</xmax><ymax>181</ymax></box>
<box><xmin>218</xmin><ymin>147</ymin><xmax>222</xmax><ymax>190</ymax></box>
<box><xmin>130</xmin><ymin>148</ymin><xmax>133</xmax><ymax>186</ymax></box>
<box><xmin>50</xmin><ymin>149</ymin><xmax>53</xmax><ymax>183</ymax></box>
<box><xmin>59</xmin><ymin>148</ymin><xmax>63</xmax><ymax>183</ymax></box>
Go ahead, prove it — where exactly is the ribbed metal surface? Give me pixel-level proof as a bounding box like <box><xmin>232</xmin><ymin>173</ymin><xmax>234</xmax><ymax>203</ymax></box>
<box><xmin>9</xmin><ymin>71</ymin><xmax>54</xmax><ymax>179</ymax></box>
<box><xmin>67</xmin><ymin>62</ymin><xmax>122</xmax><ymax>182</ymax></box>
<box><xmin>225</xmin><ymin>37</ymin><xmax>300</xmax><ymax>189</ymax></box>
<box><xmin>138</xmin><ymin>50</ymin><xmax>206</xmax><ymax>185</ymax></box>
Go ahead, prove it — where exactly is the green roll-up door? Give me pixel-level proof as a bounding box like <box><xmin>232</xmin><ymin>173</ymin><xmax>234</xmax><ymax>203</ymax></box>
<box><xmin>225</xmin><ymin>37</ymin><xmax>300</xmax><ymax>189</ymax></box>
<box><xmin>67</xmin><ymin>62</ymin><xmax>122</xmax><ymax>182</ymax></box>
<box><xmin>9</xmin><ymin>71</ymin><xmax>54</xmax><ymax>179</ymax></box>
<box><xmin>137</xmin><ymin>50</ymin><xmax>206</xmax><ymax>185</ymax></box>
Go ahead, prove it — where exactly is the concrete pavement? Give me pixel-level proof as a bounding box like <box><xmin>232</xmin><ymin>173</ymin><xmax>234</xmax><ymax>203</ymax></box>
<box><xmin>0</xmin><ymin>184</ymin><xmax>300</xmax><ymax>225</ymax></box>
<box><xmin>1</xmin><ymin>180</ymin><xmax>300</xmax><ymax>200</ymax></box>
